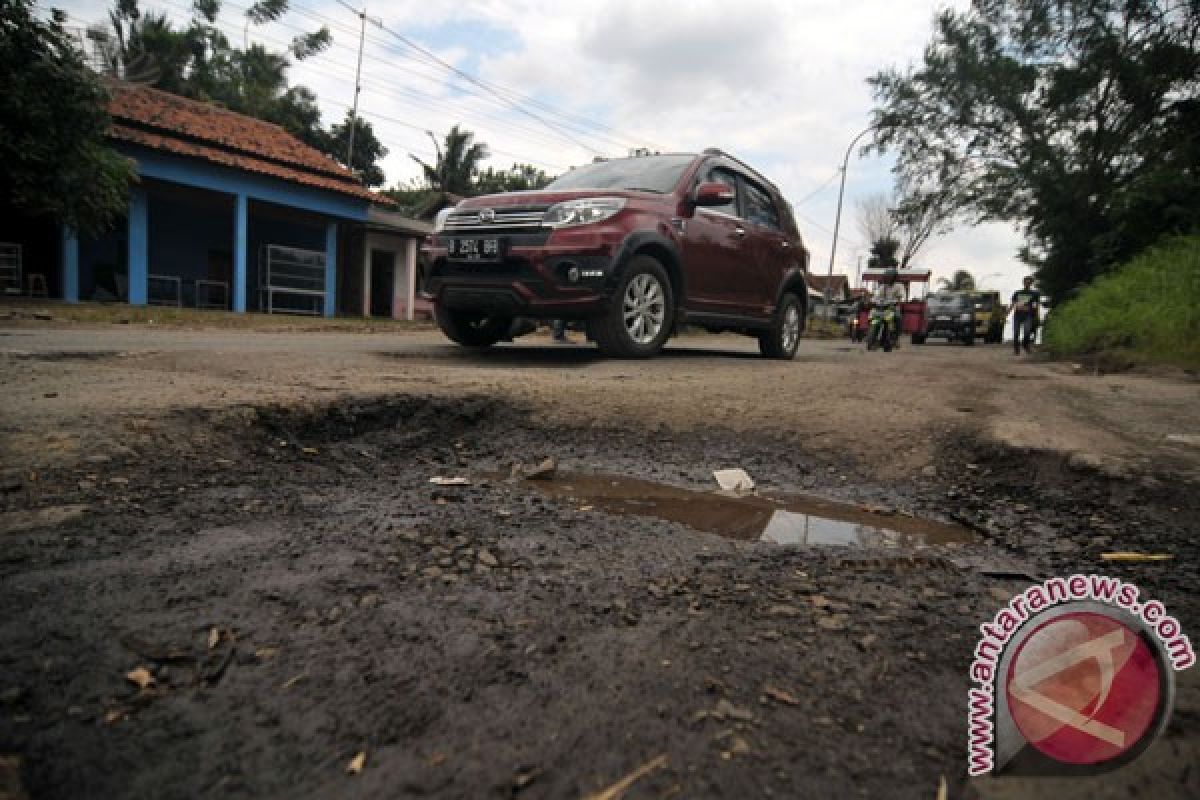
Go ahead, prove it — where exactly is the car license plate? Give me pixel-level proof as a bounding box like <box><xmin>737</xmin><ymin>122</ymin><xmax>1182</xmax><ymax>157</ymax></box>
<box><xmin>936</xmin><ymin>315</ymin><xmax>952</xmax><ymax>321</ymax></box>
<box><xmin>449</xmin><ymin>238</ymin><xmax>504</xmax><ymax>261</ymax></box>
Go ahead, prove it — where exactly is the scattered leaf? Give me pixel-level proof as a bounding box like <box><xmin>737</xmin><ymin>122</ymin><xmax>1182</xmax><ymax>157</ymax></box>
<box><xmin>935</xmin><ymin>774</ymin><xmax>948</xmax><ymax>800</ymax></box>
<box><xmin>104</xmin><ymin>709</ymin><xmax>127</xmax><ymax>725</ymax></box>
<box><xmin>207</xmin><ymin>627</ymin><xmax>221</xmax><ymax>650</ymax></box>
<box><xmin>346</xmin><ymin>751</ymin><xmax>366</xmax><ymax>775</ymax></box>
<box><xmin>255</xmin><ymin>647</ymin><xmax>279</xmax><ymax>660</ymax></box>
<box><xmin>764</xmin><ymin>685</ymin><xmax>800</xmax><ymax>706</ymax></box>
<box><xmin>125</xmin><ymin>666</ymin><xmax>155</xmax><ymax>690</ymax></box>
<box><xmin>427</xmin><ymin>752</ymin><xmax>447</xmax><ymax>767</ymax></box>
<box><xmin>301</xmin><ymin>447</ymin><xmax>319</xmax><ymax>456</ymax></box>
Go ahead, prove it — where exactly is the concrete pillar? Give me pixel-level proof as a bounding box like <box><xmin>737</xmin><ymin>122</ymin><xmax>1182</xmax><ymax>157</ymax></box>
<box><xmin>60</xmin><ymin>226</ymin><xmax>79</xmax><ymax>303</ymax></box>
<box><xmin>233</xmin><ymin>193</ymin><xmax>248</xmax><ymax>312</ymax></box>
<box><xmin>403</xmin><ymin>237</ymin><xmax>418</xmax><ymax>321</ymax></box>
<box><xmin>361</xmin><ymin>234</ymin><xmax>372</xmax><ymax>317</ymax></box>
<box><xmin>324</xmin><ymin>221</ymin><xmax>337</xmax><ymax>318</ymax></box>
<box><xmin>127</xmin><ymin>187</ymin><xmax>148</xmax><ymax>305</ymax></box>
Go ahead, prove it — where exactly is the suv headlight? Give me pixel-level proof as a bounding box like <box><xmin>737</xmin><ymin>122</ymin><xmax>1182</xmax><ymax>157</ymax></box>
<box><xmin>543</xmin><ymin>198</ymin><xmax>626</xmax><ymax>228</ymax></box>
<box><xmin>433</xmin><ymin>207</ymin><xmax>454</xmax><ymax>234</ymax></box>
<box><xmin>960</xmin><ymin>313</ymin><xmax>973</xmax><ymax>321</ymax></box>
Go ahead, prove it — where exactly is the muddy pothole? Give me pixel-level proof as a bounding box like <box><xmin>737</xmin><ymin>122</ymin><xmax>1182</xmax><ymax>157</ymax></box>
<box><xmin>508</xmin><ymin>472</ymin><xmax>975</xmax><ymax>548</ymax></box>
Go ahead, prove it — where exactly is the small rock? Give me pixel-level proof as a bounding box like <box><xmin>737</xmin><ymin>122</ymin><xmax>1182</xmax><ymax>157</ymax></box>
<box><xmin>920</xmin><ymin>465</ymin><xmax>937</xmax><ymax>478</ymax></box>
<box><xmin>714</xmin><ymin>698</ymin><xmax>755</xmax><ymax>723</ymax></box>
<box><xmin>359</xmin><ymin>594</ymin><xmax>381</xmax><ymax>609</ymax></box>
<box><xmin>477</xmin><ymin>548</ymin><xmax>499</xmax><ymax>568</ymax></box>
<box><xmin>422</xmin><ymin>566</ymin><xmax>443</xmax><ymax>579</ymax></box>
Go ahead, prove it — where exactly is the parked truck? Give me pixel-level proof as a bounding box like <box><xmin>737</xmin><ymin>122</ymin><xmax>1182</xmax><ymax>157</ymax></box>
<box><xmin>968</xmin><ymin>290</ymin><xmax>1006</xmax><ymax>343</ymax></box>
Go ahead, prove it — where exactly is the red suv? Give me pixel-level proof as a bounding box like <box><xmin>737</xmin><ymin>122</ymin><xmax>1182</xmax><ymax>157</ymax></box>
<box><xmin>424</xmin><ymin>149</ymin><xmax>811</xmax><ymax>358</ymax></box>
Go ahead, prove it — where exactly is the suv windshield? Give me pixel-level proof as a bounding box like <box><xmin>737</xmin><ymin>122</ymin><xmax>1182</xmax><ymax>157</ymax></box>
<box><xmin>928</xmin><ymin>294</ymin><xmax>970</xmax><ymax>311</ymax></box>
<box><xmin>545</xmin><ymin>154</ymin><xmax>695</xmax><ymax>193</ymax></box>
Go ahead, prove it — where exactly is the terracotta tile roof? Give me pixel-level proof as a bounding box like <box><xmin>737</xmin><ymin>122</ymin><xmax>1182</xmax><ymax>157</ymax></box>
<box><xmin>105</xmin><ymin>82</ymin><xmax>379</xmax><ymax>204</ymax></box>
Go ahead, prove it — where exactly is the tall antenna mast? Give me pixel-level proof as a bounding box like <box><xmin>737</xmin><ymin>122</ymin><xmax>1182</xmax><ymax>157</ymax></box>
<box><xmin>337</xmin><ymin>1</ymin><xmax>382</xmax><ymax>173</ymax></box>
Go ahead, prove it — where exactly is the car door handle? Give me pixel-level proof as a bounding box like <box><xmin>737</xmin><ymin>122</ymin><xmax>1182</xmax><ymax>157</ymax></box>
<box><xmin>733</xmin><ymin>227</ymin><xmax>746</xmax><ymax>238</ymax></box>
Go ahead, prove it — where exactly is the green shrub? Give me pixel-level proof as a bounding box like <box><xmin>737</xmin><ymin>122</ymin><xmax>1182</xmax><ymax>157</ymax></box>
<box><xmin>1043</xmin><ymin>235</ymin><xmax>1200</xmax><ymax>369</ymax></box>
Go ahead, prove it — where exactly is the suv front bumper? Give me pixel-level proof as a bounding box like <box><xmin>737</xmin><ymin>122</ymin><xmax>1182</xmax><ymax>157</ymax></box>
<box><xmin>424</xmin><ymin>231</ymin><xmax>620</xmax><ymax>318</ymax></box>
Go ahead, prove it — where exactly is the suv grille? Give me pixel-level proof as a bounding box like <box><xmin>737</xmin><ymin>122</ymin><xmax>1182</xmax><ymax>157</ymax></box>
<box><xmin>443</xmin><ymin>206</ymin><xmax>547</xmax><ymax>233</ymax></box>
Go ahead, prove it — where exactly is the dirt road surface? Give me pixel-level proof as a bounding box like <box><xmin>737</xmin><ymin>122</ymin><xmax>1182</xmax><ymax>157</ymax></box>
<box><xmin>2</xmin><ymin>325</ymin><xmax>1198</xmax><ymax>799</ymax></box>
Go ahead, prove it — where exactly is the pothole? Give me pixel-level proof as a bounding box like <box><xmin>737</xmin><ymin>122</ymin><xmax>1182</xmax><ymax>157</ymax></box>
<box><xmin>509</xmin><ymin>472</ymin><xmax>975</xmax><ymax>547</ymax></box>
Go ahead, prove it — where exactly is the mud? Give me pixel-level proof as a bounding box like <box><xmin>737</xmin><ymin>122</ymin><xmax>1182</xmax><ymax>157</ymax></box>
<box><xmin>0</xmin><ymin>390</ymin><xmax>1196</xmax><ymax>800</ymax></box>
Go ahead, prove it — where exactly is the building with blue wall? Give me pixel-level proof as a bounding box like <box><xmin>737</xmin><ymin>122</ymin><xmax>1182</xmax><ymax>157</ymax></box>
<box><xmin>59</xmin><ymin>82</ymin><xmax>382</xmax><ymax>317</ymax></box>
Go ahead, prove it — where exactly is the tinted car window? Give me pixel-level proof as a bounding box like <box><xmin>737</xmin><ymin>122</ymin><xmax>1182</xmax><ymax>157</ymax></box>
<box><xmin>545</xmin><ymin>154</ymin><xmax>695</xmax><ymax>193</ymax></box>
<box><xmin>741</xmin><ymin>179</ymin><xmax>780</xmax><ymax>230</ymax></box>
<box><xmin>701</xmin><ymin>167</ymin><xmax>739</xmax><ymax>217</ymax></box>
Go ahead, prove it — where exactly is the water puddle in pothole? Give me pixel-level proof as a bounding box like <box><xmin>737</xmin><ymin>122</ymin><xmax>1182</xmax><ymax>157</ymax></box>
<box><xmin>509</xmin><ymin>472</ymin><xmax>974</xmax><ymax>547</ymax></box>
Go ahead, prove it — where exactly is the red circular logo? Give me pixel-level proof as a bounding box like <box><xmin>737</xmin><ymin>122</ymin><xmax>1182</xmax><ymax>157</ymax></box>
<box><xmin>1005</xmin><ymin>611</ymin><xmax>1162</xmax><ymax>765</ymax></box>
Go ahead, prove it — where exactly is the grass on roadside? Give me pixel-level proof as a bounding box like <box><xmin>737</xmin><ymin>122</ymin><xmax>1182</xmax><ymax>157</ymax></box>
<box><xmin>1043</xmin><ymin>234</ymin><xmax>1200</xmax><ymax>370</ymax></box>
<box><xmin>0</xmin><ymin>298</ymin><xmax>433</xmax><ymax>333</ymax></box>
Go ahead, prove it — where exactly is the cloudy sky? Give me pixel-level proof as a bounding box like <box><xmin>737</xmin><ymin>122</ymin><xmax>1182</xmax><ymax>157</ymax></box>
<box><xmin>47</xmin><ymin>0</ymin><xmax>1030</xmax><ymax>296</ymax></box>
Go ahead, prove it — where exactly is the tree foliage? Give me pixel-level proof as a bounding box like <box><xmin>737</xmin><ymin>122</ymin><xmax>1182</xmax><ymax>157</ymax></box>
<box><xmin>939</xmin><ymin>269</ymin><xmax>977</xmax><ymax>291</ymax></box>
<box><xmin>869</xmin><ymin>0</ymin><xmax>1200</xmax><ymax>301</ymax></box>
<box><xmin>475</xmin><ymin>163</ymin><xmax>553</xmax><ymax>194</ymax></box>
<box><xmin>857</xmin><ymin>190</ymin><xmax>951</xmax><ymax>268</ymax></box>
<box><xmin>324</xmin><ymin>112</ymin><xmax>388</xmax><ymax>188</ymax></box>
<box><xmin>0</xmin><ymin>0</ymin><xmax>132</xmax><ymax>235</ymax></box>
<box><xmin>410</xmin><ymin>125</ymin><xmax>490</xmax><ymax>195</ymax></box>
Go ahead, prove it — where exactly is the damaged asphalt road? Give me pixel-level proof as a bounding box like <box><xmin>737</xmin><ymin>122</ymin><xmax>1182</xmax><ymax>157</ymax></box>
<box><xmin>1</xmin><ymin>332</ymin><xmax>1198</xmax><ymax>798</ymax></box>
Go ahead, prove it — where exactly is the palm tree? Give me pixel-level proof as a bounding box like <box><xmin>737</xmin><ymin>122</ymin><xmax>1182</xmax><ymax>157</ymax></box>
<box><xmin>410</xmin><ymin>126</ymin><xmax>490</xmax><ymax>195</ymax></box>
<box><xmin>939</xmin><ymin>269</ymin><xmax>976</xmax><ymax>291</ymax></box>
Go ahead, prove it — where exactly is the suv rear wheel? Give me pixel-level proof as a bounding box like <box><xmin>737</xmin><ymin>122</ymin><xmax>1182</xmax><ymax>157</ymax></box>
<box><xmin>758</xmin><ymin>292</ymin><xmax>802</xmax><ymax>359</ymax></box>
<box><xmin>591</xmin><ymin>255</ymin><xmax>674</xmax><ymax>358</ymax></box>
<box><xmin>434</xmin><ymin>306</ymin><xmax>513</xmax><ymax>348</ymax></box>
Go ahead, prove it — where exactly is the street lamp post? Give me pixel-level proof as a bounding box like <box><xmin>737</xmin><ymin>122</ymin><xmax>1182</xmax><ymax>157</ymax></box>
<box><xmin>825</xmin><ymin>125</ymin><xmax>874</xmax><ymax>320</ymax></box>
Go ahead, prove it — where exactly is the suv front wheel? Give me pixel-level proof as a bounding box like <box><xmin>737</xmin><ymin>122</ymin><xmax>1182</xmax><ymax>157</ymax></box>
<box><xmin>591</xmin><ymin>255</ymin><xmax>674</xmax><ymax>358</ymax></box>
<box><xmin>758</xmin><ymin>292</ymin><xmax>803</xmax><ymax>359</ymax></box>
<box><xmin>434</xmin><ymin>306</ymin><xmax>513</xmax><ymax>348</ymax></box>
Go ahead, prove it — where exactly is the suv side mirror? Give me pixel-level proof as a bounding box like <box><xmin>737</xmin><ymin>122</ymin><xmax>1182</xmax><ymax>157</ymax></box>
<box><xmin>693</xmin><ymin>182</ymin><xmax>734</xmax><ymax>207</ymax></box>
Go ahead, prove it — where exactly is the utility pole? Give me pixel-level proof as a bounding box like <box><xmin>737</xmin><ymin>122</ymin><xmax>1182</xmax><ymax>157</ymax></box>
<box><xmin>826</xmin><ymin>125</ymin><xmax>874</xmax><ymax>321</ymax></box>
<box><xmin>337</xmin><ymin>1</ymin><xmax>382</xmax><ymax>174</ymax></box>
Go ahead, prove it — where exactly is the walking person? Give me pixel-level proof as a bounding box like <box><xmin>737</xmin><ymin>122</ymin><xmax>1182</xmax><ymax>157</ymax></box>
<box><xmin>1009</xmin><ymin>276</ymin><xmax>1041</xmax><ymax>355</ymax></box>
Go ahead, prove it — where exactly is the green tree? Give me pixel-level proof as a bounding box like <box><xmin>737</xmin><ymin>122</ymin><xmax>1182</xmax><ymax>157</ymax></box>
<box><xmin>475</xmin><ymin>163</ymin><xmax>554</xmax><ymax>194</ymax></box>
<box><xmin>869</xmin><ymin>0</ymin><xmax>1200</xmax><ymax>301</ymax></box>
<box><xmin>867</xmin><ymin>237</ymin><xmax>901</xmax><ymax>269</ymax></box>
<box><xmin>939</xmin><ymin>270</ymin><xmax>976</xmax><ymax>291</ymax></box>
<box><xmin>410</xmin><ymin>125</ymin><xmax>490</xmax><ymax>195</ymax></box>
<box><xmin>0</xmin><ymin>0</ymin><xmax>132</xmax><ymax>236</ymax></box>
<box><xmin>325</xmin><ymin>112</ymin><xmax>388</xmax><ymax>188</ymax></box>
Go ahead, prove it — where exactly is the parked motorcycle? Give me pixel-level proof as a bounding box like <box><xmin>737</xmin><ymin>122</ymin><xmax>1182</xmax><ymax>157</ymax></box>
<box><xmin>866</xmin><ymin>304</ymin><xmax>900</xmax><ymax>352</ymax></box>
